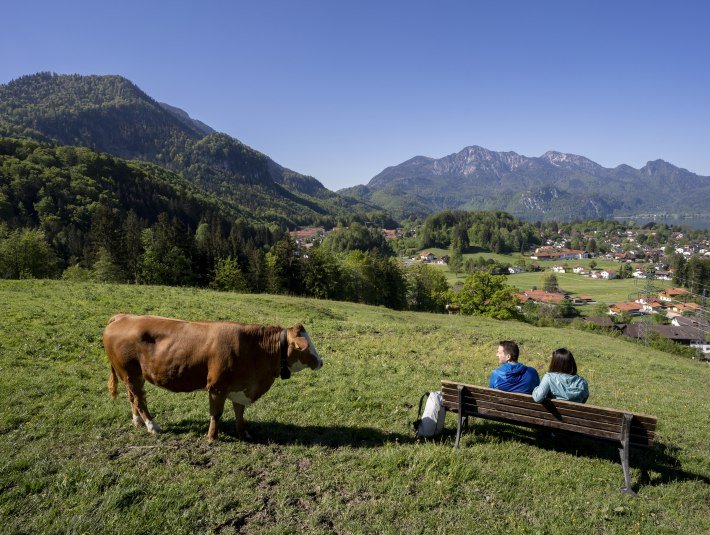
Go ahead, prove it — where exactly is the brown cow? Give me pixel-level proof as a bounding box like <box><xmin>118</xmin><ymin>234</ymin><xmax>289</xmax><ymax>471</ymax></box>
<box><xmin>103</xmin><ymin>313</ymin><xmax>323</xmax><ymax>441</ymax></box>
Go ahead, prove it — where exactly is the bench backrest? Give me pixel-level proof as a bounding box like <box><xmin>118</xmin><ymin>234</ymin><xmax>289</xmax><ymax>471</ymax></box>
<box><xmin>441</xmin><ymin>380</ymin><xmax>657</xmax><ymax>448</ymax></box>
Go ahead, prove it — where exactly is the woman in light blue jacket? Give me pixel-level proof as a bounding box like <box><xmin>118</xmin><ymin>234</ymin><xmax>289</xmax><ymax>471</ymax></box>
<box><xmin>532</xmin><ymin>348</ymin><xmax>589</xmax><ymax>403</ymax></box>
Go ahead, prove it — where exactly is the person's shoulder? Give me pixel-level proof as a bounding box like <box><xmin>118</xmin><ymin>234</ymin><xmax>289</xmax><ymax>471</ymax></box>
<box><xmin>490</xmin><ymin>365</ymin><xmax>504</xmax><ymax>377</ymax></box>
<box><xmin>525</xmin><ymin>364</ymin><xmax>540</xmax><ymax>376</ymax></box>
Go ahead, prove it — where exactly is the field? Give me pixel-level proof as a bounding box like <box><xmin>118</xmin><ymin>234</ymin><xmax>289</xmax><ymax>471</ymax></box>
<box><xmin>420</xmin><ymin>248</ymin><xmax>672</xmax><ymax>304</ymax></box>
<box><xmin>1</xmin><ymin>280</ymin><xmax>708</xmax><ymax>534</ymax></box>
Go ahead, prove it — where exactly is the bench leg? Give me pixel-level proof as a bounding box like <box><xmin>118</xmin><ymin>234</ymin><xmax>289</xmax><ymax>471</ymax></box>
<box><xmin>618</xmin><ymin>413</ymin><xmax>637</xmax><ymax>497</ymax></box>
<box><xmin>455</xmin><ymin>385</ymin><xmax>464</xmax><ymax>449</ymax></box>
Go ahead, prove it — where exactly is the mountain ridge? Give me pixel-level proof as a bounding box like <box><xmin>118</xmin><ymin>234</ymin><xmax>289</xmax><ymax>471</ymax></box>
<box><xmin>340</xmin><ymin>145</ymin><xmax>710</xmax><ymax>220</ymax></box>
<box><xmin>0</xmin><ymin>72</ymin><xmax>378</xmax><ymax>226</ymax></box>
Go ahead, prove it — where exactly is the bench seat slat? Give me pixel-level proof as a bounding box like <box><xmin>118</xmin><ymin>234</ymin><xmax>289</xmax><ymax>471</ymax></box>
<box><xmin>444</xmin><ymin>395</ymin><xmax>624</xmax><ymax>434</ymax></box>
<box><xmin>456</xmin><ymin>405</ymin><xmax>625</xmax><ymax>441</ymax></box>
<box><xmin>441</xmin><ymin>390</ymin><xmax>624</xmax><ymax>427</ymax></box>
<box><xmin>443</xmin><ymin>398</ymin><xmax>655</xmax><ymax>445</ymax></box>
<box><xmin>441</xmin><ymin>386</ymin><xmax>657</xmax><ymax>432</ymax></box>
<box><xmin>441</xmin><ymin>381</ymin><xmax>658</xmax><ymax>428</ymax></box>
<box><xmin>441</xmin><ymin>392</ymin><xmax>655</xmax><ymax>438</ymax></box>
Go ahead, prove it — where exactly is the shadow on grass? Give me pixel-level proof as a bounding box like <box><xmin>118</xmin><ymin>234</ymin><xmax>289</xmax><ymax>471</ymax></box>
<box><xmin>168</xmin><ymin>418</ymin><xmax>415</xmax><ymax>448</ymax></box>
<box><xmin>449</xmin><ymin>420</ymin><xmax>710</xmax><ymax>493</ymax></box>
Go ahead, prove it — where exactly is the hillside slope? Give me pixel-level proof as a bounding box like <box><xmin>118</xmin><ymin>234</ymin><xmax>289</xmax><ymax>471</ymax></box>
<box><xmin>1</xmin><ymin>280</ymin><xmax>707</xmax><ymax>533</ymax></box>
<box><xmin>0</xmin><ymin>72</ymin><xmax>371</xmax><ymax>225</ymax></box>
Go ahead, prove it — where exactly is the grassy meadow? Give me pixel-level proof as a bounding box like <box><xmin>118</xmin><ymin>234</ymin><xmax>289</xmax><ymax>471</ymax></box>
<box><xmin>1</xmin><ymin>280</ymin><xmax>708</xmax><ymax>534</ymax></box>
<box><xmin>420</xmin><ymin>248</ymin><xmax>672</xmax><ymax>304</ymax></box>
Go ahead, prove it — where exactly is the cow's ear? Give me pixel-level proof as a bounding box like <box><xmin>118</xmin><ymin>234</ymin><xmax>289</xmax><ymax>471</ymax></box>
<box><xmin>292</xmin><ymin>323</ymin><xmax>304</xmax><ymax>333</ymax></box>
<box><xmin>292</xmin><ymin>336</ymin><xmax>309</xmax><ymax>351</ymax></box>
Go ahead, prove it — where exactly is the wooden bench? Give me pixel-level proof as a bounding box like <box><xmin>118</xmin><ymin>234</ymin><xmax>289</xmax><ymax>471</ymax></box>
<box><xmin>441</xmin><ymin>380</ymin><xmax>658</xmax><ymax>496</ymax></box>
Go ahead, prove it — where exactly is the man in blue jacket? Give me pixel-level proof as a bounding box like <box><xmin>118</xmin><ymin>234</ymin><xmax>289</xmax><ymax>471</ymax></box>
<box><xmin>489</xmin><ymin>340</ymin><xmax>540</xmax><ymax>393</ymax></box>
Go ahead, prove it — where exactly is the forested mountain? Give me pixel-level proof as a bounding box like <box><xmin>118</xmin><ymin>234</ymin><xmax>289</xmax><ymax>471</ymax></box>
<box><xmin>0</xmin><ymin>72</ymin><xmax>379</xmax><ymax>227</ymax></box>
<box><xmin>340</xmin><ymin>145</ymin><xmax>710</xmax><ymax>221</ymax></box>
<box><xmin>0</xmin><ymin>137</ymin><xmax>441</xmax><ymax>311</ymax></box>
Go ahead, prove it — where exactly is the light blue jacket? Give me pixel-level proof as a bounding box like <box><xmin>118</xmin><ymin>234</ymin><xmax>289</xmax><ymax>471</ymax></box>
<box><xmin>532</xmin><ymin>372</ymin><xmax>589</xmax><ymax>403</ymax></box>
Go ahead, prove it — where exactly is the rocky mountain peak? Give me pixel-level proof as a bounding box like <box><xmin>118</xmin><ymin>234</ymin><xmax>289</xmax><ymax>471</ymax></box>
<box><xmin>540</xmin><ymin>151</ymin><xmax>601</xmax><ymax>172</ymax></box>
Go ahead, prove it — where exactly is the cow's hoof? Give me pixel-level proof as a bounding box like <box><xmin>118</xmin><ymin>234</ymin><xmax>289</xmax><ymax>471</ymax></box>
<box><xmin>146</xmin><ymin>420</ymin><xmax>161</xmax><ymax>434</ymax></box>
<box><xmin>132</xmin><ymin>415</ymin><xmax>142</xmax><ymax>428</ymax></box>
<box><xmin>240</xmin><ymin>430</ymin><xmax>253</xmax><ymax>442</ymax></box>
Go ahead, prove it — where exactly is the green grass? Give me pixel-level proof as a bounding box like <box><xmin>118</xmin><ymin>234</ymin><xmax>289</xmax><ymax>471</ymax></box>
<box><xmin>1</xmin><ymin>280</ymin><xmax>708</xmax><ymax>534</ymax></box>
<box><xmin>419</xmin><ymin>249</ymin><xmax>672</xmax><ymax>304</ymax></box>
<box><xmin>507</xmin><ymin>272</ymin><xmax>673</xmax><ymax>304</ymax></box>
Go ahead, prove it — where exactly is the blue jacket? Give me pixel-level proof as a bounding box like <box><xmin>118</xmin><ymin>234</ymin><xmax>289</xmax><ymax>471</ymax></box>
<box><xmin>532</xmin><ymin>372</ymin><xmax>589</xmax><ymax>403</ymax></box>
<box><xmin>489</xmin><ymin>362</ymin><xmax>540</xmax><ymax>394</ymax></box>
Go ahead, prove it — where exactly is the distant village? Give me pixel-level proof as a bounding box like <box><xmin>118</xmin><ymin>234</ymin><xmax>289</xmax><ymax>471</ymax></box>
<box><xmin>289</xmin><ymin>223</ymin><xmax>709</xmax><ymax>354</ymax></box>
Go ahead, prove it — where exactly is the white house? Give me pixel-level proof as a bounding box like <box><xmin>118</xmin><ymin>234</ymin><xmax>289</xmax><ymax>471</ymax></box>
<box><xmin>557</xmin><ymin>249</ymin><xmax>590</xmax><ymax>260</ymax></box>
<box><xmin>600</xmin><ymin>270</ymin><xmax>618</xmax><ymax>280</ymax></box>
<box><xmin>552</xmin><ymin>265</ymin><xmax>566</xmax><ymax>273</ymax></box>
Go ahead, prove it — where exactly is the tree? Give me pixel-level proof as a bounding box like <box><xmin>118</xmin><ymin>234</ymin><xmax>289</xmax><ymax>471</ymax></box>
<box><xmin>0</xmin><ymin>227</ymin><xmax>58</xmax><ymax>279</ymax></box>
<box><xmin>210</xmin><ymin>257</ymin><xmax>248</xmax><ymax>292</ymax></box>
<box><xmin>266</xmin><ymin>235</ymin><xmax>302</xmax><ymax>295</ymax></box>
<box><xmin>406</xmin><ymin>263</ymin><xmax>449</xmax><ymax>311</ymax></box>
<box><xmin>446</xmin><ymin>272</ymin><xmax>520</xmax><ymax>320</ymax></box>
<box><xmin>121</xmin><ymin>210</ymin><xmax>144</xmax><ymax>283</ymax></box>
<box><xmin>373</xmin><ymin>255</ymin><xmax>408</xmax><ymax>310</ymax></box>
<box><xmin>555</xmin><ymin>298</ymin><xmax>578</xmax><ymax>318</ymax></box>
<box><xmin>62</xmin><ymin>264</ymin><xmax>92</xmax><ymax>281</ymax></box>
<box><xmin>92</xmin><ymin>246</ymin><xmax>124</xmax><ymax>282</ymax></box>
<box><xmin>320</xmin><ymin>222</ymin><xmax>391</xmax><ymax>255</ymax></box>
<box><xmin>451</xmin><ymin>223</ymin><xmax>469</xmax><ymax>252</ymax></box>
<box><xmin>302</xmin><ymin>246</ymin><xmax>342</xmax><ymax>300</ymax></box>
<box><xmin>245</xmin><ymin>242</ymin><xmax>267</xmax><ymax>293</ymax></box>
<box><xmin>543</xmin><ymin>273</ymin><xmax>559</xmax><ymax>293</ymax></box>
<box><xmin>137</xmin><ymin>228</ymin><xmax>193</xmax><ymax>286</ymax></box>
<box><xmin>618</xmin><ymin>263</ymin><xmax>633</xmax><ymax>279</ymax></box>
<box><xmin>448</xmin><ymin>246</ymin><xmax>464</xmax><ymax>275</ymax></box>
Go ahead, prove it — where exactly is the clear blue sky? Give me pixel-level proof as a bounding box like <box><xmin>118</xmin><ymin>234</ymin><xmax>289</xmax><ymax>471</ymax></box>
<box><xmin>2</xmin><ymin>0</ymin><xmax>709</xmax><ymax>190</ymax></box>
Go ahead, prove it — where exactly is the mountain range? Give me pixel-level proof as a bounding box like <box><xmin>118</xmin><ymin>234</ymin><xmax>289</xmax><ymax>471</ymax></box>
<box><xmin>339</xmin><ymin>145</ymin><xmax>710</xmax><ymax>221</ymax></box>
<box><xmin>2</xmin><ymin>72</ymin><xmax>709</xmax><ymax>226</ymax></box>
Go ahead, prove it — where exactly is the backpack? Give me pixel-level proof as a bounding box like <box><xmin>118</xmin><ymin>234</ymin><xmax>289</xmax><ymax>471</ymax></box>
<box><xmin>414</xmin><ymin>391</ymin><xmax>446</xmax><ymax>438</ymax></box>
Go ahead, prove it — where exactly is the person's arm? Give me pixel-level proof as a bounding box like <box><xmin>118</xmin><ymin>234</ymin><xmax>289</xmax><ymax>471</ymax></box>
<box><xmin>532</xmin><ymin>374</ymin><xmax>551</xmax><ymax>402</ymax></box>
<box><xmin>579</xmin><ymin>377</ymin><xmax>589</xmax><ymax>403</ymax></box>
<box><xmin>488</xmin><ymin>369</ymin><xmax>499</xmax><ymax>388</ymax></box>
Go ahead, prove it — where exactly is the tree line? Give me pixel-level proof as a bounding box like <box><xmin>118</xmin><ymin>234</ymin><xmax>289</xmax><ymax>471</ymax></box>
<box><xmin>0</xmin><ymin>219</ymin><xmax>451</xmax><ymax>312</ymax></box>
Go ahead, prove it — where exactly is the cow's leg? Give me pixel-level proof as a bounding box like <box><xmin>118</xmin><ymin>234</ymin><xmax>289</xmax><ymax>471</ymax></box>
<box><xmin>127</xmin><ymin>376</ymin><xmax>161</xmax><ymax>434</ymax></box>
<box><xmin>207</xmin><ymin>391</ymin><xmax>226</xmax><ymax>442</ymax></box>
<box><xmin>231</xmin><ymin>401</ymin><xmax>252</xmax><ymax>441</ymax></box>
<box><xmin>124</xmin><ymin>385</ymin><xmax>142</xmax><ymax>428</ymax></box>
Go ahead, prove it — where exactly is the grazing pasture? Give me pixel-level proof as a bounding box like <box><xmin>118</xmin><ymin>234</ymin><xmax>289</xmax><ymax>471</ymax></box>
<box><xmin>421</xmin><ymin>247</ymin><xmax>673</xmax><ymax>304</ymax></box>
<box><xmin>0</xmin><ymin>280</ymin><xmax>708</xmax><ymax>534</ymax></box>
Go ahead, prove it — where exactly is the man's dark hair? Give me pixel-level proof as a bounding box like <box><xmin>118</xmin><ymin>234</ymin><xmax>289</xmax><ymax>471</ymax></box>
<box><xmin>499</xmin><ymin>340</ymin><xmax>519</xmax><ymax>362</ymax></box>
<box><xmin>549</xmin><ymin>348</ymin><xmax>577</xmax><ymax>375</ymax></box>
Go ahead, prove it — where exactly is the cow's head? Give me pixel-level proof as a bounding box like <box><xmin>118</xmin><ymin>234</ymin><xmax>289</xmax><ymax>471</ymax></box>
<box><xmin>286</xmin><ymin>323</ymin><xmax>323</xmax><ymax>373</ymax></box>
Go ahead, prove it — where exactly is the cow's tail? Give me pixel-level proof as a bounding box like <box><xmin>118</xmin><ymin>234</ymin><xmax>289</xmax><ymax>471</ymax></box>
<box><xmin>107</xmin><ymin>366</ymin><xmax>118</xmax><ymax>399</ymax></box>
